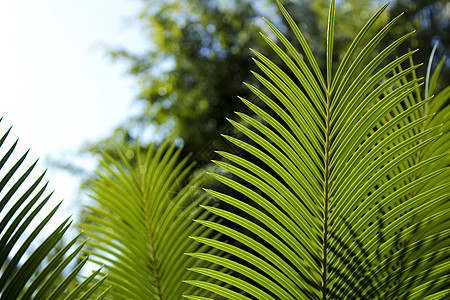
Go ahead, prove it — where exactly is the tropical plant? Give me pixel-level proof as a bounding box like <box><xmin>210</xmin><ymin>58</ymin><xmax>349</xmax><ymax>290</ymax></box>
<box><xmin>184</xmin><ymin>0</ymin><xmax>450</xmax><ymax>299</ymax></box>
<box><xmin>0</xmin><ymin>118</ymin><xmax>108</xmax><ymax>299</ymax></box>
<box><xmin>81</xmin><ymin>141</ymin><xmax>218</xmax><ymax>299</ymax></box>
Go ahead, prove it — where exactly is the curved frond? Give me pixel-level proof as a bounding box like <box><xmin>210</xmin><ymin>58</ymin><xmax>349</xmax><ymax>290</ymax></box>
<box><xmin>0</xmin><ymin>118</ymin><xmax>106</xmax><ymax>299</ymax></box>
<box><xmin>187</xmin><ymin>1</ymin><xmax>449</xmax><ymax>299</ymax></box>
<box><xmin>82</xmin><ymin>141</ymin><xmax>218</xmax><ymax>299</ymax></box>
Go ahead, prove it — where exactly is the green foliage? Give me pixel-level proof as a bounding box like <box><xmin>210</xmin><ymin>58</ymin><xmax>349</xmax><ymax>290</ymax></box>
<box><xmin>81</xmin><ymin>141</ymin><xmax>218</xmax><ymax>299</ymax></box>
<box><xmin>0</xmin><ymin>118</ymin><xmax>107</xmax><ymax>299</ymax></box>
<box><xmin>86</xmin><ymin>0</ymin><xmax>396</xmax><ymax>167</ymax></box>
<box><xmin>388</xmin><ymin>0</ymin><xmax>449</xmax><ymax>86</ymax></box>
<box><xmin>185</xmin><ymin>1</ymin><xmax>450</xmax><ymax>298</ymax></box>
<box><xmin>3</xmin><ymin>1</ymin><xmax>448</xmax><ymax>299</ymax></box>
<box><xmin>80</xmin><ymin>0</ymin><xmax>447</xmax><ymax>167</ymax></box>
<box><xmin>94</xmin><ymin>0</ymin><xmax>271</xmax><ymax>163</ymax></box>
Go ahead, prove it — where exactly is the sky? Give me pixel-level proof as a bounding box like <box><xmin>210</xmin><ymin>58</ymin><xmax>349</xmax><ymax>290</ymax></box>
<box><xmin>0</xmin><ymin>1</ymin><xmax>147</xmax><ymax>229</ymax></box>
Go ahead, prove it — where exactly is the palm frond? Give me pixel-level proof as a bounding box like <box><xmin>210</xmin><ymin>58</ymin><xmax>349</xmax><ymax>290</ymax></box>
<box><xmin>0</xmin><ymin>118</ymin><xmax>106</xmax><ymax>299</ymax></box>
<box><xmin>82</xmin><ymin>140</ymin><xmax>218</xmax><ymax>299</ymax></box>
<box><xmin>187</xmin><ymin>0</ymin><xmax>449</xmax><ymax>299</ymax></box>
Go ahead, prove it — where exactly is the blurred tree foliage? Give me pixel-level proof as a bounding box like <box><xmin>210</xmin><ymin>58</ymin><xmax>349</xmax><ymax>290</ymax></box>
<box><xmin>83</xmin><ymin>0</ymin><xmax>448</xmax><ymax>169</ymax></box>
<box><xmin>388</xmin><ymin>0</ymin><xmax>449</xmax><ymax>83</ymax></box>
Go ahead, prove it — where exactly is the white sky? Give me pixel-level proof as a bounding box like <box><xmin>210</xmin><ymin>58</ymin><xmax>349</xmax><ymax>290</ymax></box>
<box><xmin>0</xmin><ymin>1</ymin><xmax>147</xmax><ymax>228</ymax></box>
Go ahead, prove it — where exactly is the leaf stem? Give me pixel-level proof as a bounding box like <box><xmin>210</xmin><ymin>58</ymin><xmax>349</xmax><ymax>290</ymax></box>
<box><xmin>323</xmin><ymin>92</ymin><xmax>331</xmax><ymax>299</ymax></box>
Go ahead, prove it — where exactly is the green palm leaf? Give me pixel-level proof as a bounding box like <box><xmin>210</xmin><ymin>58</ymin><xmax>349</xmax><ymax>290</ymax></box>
<box><xmin>187</xmin><ymin>1</ymin><xmax>449</xmax><ymax>299</ymax></box>
<box><xmin>0</xmin><ymin>118</ymin><xmax>106</xmax><ymax>299</ymax></box>
<box><xmin>82</xmin><ymin>140</ymin><xmax>218</xmax><ymax>299</ymax></box>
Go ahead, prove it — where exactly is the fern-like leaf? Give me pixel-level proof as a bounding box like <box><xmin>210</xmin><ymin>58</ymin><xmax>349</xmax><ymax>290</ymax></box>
<box><xmin>0</xmin><ymin>118</ymin><xmax>106</xmax><ymax>299</ymax></box>
<box><xmin>82</xmin><ymin>140</ymin><xmax>218</xmax><ymax>299</ymax></box>
<box><xmin>187</xmin><ymin>1</ymin><xmax>449</xmax><ymax>299</ymax></box>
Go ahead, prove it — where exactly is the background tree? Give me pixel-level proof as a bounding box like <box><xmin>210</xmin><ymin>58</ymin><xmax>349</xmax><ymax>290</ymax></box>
<box><xmin>84</xmin><ymin>0</ymin><xmax>404</xmax><ymax>165</ymax></box>
<box><xmin>388</xmin><ymin>0</ymin><xmax>449</xmax><ymax>87</ymax></box>
<box><xmin>81</xmin><ymin>1</ymin><xmax>448</xmax><ymax>166</ymax></box>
